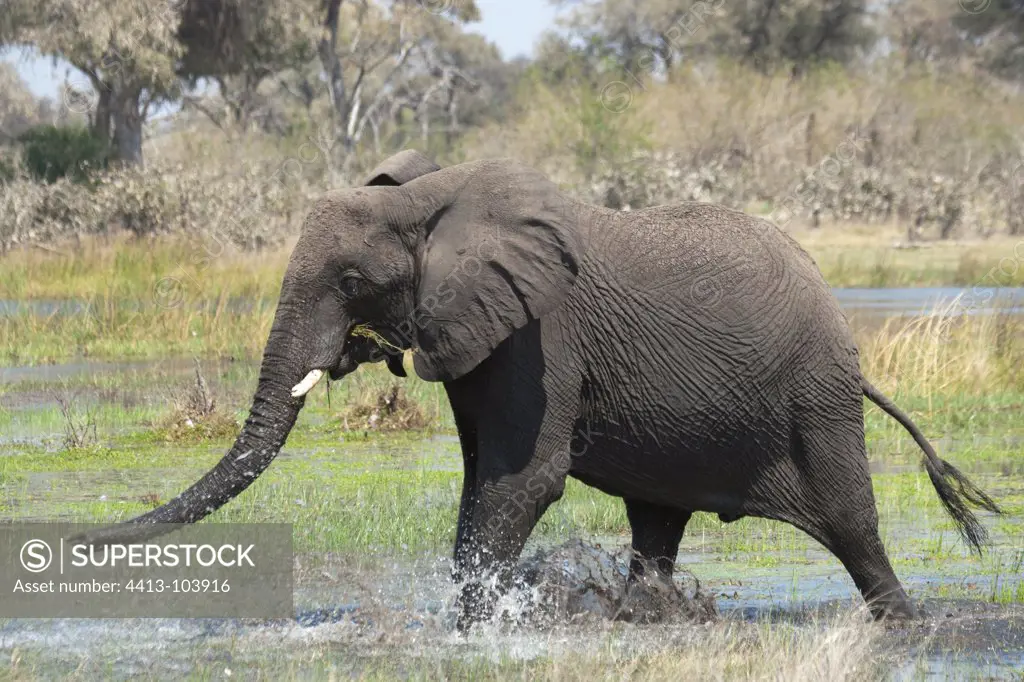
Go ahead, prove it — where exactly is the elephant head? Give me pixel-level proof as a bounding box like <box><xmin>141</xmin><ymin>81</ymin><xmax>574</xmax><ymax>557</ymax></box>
<box><xmin>104</xmin><ymin>151</ymin><xmax>584</xmax><ymax>537</ymax></box>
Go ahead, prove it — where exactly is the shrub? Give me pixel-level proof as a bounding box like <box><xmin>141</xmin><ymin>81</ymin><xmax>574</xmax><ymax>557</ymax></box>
<box><xmin>53</xmin><ymin>390</ymin><xmax>99</xmax><ymax>450</ymax></box>
<box><xmin>154</xmin><ymin>359</ymin><xmax>239</xmax><ymax>442</ymax></box>
<box><xmin>339</xmin><ymin>383</ymin><xmax>429</xmax><ymax>432</ymax></box>
<box><xmin>18</xmin><ymin>124</ymin><xmax>109</xmax><ymax>183</ymax></box>
<box><xmin>0</xmin><ymin>154</ymin><xmax>316</xmax><ymax>253</ymax></box>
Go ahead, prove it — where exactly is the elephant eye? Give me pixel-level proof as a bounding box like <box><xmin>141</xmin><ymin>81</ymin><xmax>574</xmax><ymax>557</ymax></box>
<box><xmin>339</xmin><ymin>276</ymin><xmax>363</xmax><ymax>298</ymax></box>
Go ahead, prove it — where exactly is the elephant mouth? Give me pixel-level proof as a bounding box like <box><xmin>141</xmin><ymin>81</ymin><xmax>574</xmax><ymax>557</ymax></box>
<box><xmin>292</xmin><ymin>325</ymin><xmax>408</xmax><ymax>395</ymax></box>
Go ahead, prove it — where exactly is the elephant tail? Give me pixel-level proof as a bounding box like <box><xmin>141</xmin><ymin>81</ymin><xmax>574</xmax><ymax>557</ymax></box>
<box><xmin>862</xmin><ymin>379</ymin><xmax>1001</xmax><ymax>553</ymax></box>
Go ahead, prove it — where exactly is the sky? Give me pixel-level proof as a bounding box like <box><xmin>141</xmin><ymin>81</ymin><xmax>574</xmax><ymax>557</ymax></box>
<box><xmin>2</xmin><ymin>0</ymin><xmax>560</xmax><ymax>101</ymax></box>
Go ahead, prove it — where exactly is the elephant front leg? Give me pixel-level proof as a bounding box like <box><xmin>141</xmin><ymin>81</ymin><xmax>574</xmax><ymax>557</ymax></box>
<box><xmin>444</xmin><ymin>327</ymin><xmax>583</xmax><ymax>631</ymax></box>
<box><xmin>448</xmin><ymin>406</ymin><xmax>478</xmax><ymax>585</ymax></box>
<box><xmin>453</xmin><ymin>451</ymin><xmax>571</xmax><ymax>631</ymax></box>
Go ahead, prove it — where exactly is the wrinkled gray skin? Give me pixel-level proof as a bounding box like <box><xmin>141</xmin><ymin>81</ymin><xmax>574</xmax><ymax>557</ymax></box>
<box><xmin>102</xmin><ymin>151</ymin><xmax>1000</xmax><ymax>629</ymax></box>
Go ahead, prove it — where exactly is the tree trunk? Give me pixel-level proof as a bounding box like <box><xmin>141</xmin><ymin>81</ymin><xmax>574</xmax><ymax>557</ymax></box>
<box><xmin>112</xmin><ymin>88</ymin><xmax>144</xmax><ymax>167</ymax></box>
<box><xmin>91</xmin><ymin>86</ymin><xmax>112</xmax><ymax>147</ymax></box>
<box><xmin>318</xmin><ymin>0</ymin><xmax>353</xmax><ymax>170</ymax></box>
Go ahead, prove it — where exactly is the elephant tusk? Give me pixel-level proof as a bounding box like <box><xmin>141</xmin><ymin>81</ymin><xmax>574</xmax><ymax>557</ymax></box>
<box><xmin>291</xmin><ymin>369</ymin><xmax>324</xmax><ymax>398</ymax></box>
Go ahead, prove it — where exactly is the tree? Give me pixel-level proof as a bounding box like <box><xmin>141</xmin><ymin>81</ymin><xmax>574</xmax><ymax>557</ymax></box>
<box><xmin>955</xmin><ymin>0</ymin><xmax>1024</xmax><ymax>80</ymax></box>
<box><xmin>552</xmin><ymin>0</ymin><xmax>876</xmax><ymax>80</ymax></box>
<box><xmin>313</xmin><ymin>0</ymin><xmax>482</xmax><ymax>169</ymax></box>
<box><xmin>529</xmin><ymin>32</ymin><xmax>598</xmax><ymax>86</ymax></box>
<box><xmin>1</xmin><ymin>0</ymin><xmax>183</xmax><ymax>165</ymax></box>
<box><xmin>437</xmin><ymin>32</ymin><xmax>524</xmax><ymax>131</ymax></box>
<box><xmin>715</xmin><ymin>0</ymin><xmax>877</xmax><ymax>74</ymax></box>
<box><xmin>176</xmin><ymin>0</ymin><xmax>318</xmax><ymax>131</ymax></box>
<box><xmin>553</xmin><ymin>0</ymin><xmax>716</xmax><ymax>81</ymax></box>
<box><xmin>883</xmin><ymin>0</ymin><xmax>970</xmax><ymax>68</ymax></box>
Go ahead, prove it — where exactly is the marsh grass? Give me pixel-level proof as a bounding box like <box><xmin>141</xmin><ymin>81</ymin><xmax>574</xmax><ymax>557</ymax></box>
<box><xmin>5</xmin><ymin>429</ymin><xmax>1016</xmax><ymax>571</ymax></box>
<box><xmin>859</xmin><ymin>299</ymin><xmax>1024</xmax><ymax>402</ymax></box>
<box><xmin>796</xmin><ymin>227</ymin><xmax>1024</xmax><ymax>288</ymax></box>
<box><xmin>0</xmin><ymin>290</ymin><xmax>277</xmax><ymax>365</ymax></box>
<box><xmin>0</xmin><ymin>609</ymin><xmax>884</xmax><ymax>681</ymax></box>
<box><xmin>1</xmin><ymin>231</ymin><xmax>1022</xmax><ymax>365</ymax></box>
<box><xmin>0</xmin><ymin>234</ymin><xmax>289</xmax><ymax>301</ymax></box>
<box><xmin>987</xmin><ymin>550</ymin><xmax>1024</xmax><ymax>604</ymax></box>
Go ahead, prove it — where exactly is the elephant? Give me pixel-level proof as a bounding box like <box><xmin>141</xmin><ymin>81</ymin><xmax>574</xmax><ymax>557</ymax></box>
<box><xmin>101</xmin><ymin>150</ymin><xmax>1000</xmax><ymax>628</ymax></box>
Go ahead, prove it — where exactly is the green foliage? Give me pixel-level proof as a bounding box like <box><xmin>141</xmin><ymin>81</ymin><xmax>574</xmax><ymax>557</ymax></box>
<box><xmin>17</xmin><ymin>125</ymin><xmax>109</xmax><ymax>183</ymax></box>
<box><xmin>555</xmin><ymin>0</ymin><xmax>877</xmax><ymax>78</ymax></box>
<box><xmin>571</xmin><ymin>85</ymin><xmax>653</xmax><ymax>183</ymax></box>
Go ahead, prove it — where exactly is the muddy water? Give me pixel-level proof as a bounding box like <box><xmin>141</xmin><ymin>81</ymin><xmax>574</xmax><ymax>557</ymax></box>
<box><xmin>1</xmin><ymin>548</ymin><xmax>1022</xmax><ymax>678</ymax></box>
<box><xmin>2</xmin><ymin>289</ymin><xmax>1024</xmax><ymax>678</ymax></box>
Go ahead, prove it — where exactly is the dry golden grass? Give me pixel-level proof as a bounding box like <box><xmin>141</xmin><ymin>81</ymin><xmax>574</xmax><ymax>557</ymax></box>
<box><xmin>486</xmin><ymin>616</ymin><xmax>881</xmax><ymax>682</ymax></box>
<box><xmin>228</xmin><ymin>609</ymin><xmax>884</xmax><ymax>681</ymax></box>
<box><xmin>857</xmin><ymin>298</ymin><xmax>1024</xmax><ymax>400</ymax></box>
<box><xmin>0</xmin><ymin>609</ymin><xmax>885</xmax><ymax>680</ymax></box>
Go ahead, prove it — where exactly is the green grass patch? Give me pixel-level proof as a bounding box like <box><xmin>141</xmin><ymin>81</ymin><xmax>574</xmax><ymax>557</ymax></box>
<box><xmin>3</xmin><ymin>430</ymin><xmax>1019</xmax><ymax>575</ymax></box>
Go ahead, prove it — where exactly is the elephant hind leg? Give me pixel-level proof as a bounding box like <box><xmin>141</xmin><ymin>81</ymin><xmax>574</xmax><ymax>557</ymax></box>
<box><xmin>620</xmin><ymin>499</ymin><xmax>693</xmax><ymax>623</ymax></box>
<box><xmin>625</xmin><ymin>499</ymin><xmax>691</xmax><ymax>580</ymax></box>
<box><xmin>787</xmin><ymin>417</ymin><xmax>916</xmax><ymax>620</ymax></box>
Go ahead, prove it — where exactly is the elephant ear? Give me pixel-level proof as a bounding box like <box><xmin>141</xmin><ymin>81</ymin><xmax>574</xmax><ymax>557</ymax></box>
<box><xmin>407</xmin><ymin>160</ymin><xmax>584</xmax><ymax>382</ymax></box>
<box><xmin>364</xmin><ymin>149</ymin><xmax>441</xmax><ymax>186</ymax></box>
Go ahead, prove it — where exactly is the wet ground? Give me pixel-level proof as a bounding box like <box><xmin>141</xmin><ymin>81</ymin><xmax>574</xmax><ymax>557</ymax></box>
<box><xmin>1</xmin><ymin>288</ymin><xmax>1023</xmax><ymax>679</ymax></box>
<box><xmin>1</xmin><ymin>432</ymin><xmax>1021</xmax><ymax>678</ymax></box>
<box><xmin>1</xmin><ymin>554</ymin><xmax>1021</xmax><ymax>679</ymax></box>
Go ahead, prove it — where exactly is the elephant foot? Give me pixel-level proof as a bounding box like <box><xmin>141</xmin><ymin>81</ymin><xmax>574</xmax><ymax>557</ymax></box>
<box><xmin>870</xmin><ymin>596</ymin><xmax>919</xmax><ymax>623</ymax></box>
<box><xmin>455</xmin><ymin>580</ymin><xmax>497</xmax><ymax>633</ymax></box>
<box><xmin>862</xmin><ymin>582</ymin><xmax>919</xmax><ymax>623</ymax></box>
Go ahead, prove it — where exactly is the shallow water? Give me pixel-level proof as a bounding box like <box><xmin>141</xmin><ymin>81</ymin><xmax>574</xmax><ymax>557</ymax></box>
<box><xmin>2</xmin><ymin>433</ymin><xmax>1021</xmax><ymax>678</ymax></box>
<box><xmin>2</xmin><ymin>291</ymin><xmax>1023</xmax><ymax>678</ymax></box>
<box><xmin>1</xmin><ymin>554</ymin><xmax>1022</xmax><ymax>679</ymax></box>
<box><xmin>832</xmin><ymin>286</ymin><xmax>1024</xmax><ymax>316</ymax></box>
<box><xmin>1</xmin><ymin>286</ymin><xmax>1022</xmax><ymax>323</ymax></box>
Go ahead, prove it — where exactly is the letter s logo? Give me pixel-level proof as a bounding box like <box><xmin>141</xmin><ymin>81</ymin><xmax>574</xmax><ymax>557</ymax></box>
<box><xmin>20</xmin><ymin>540</ymin><xmax>52</xmax><ymax>573</ymax></box>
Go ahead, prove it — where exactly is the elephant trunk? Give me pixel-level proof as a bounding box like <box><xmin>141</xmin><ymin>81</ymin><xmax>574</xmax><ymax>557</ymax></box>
<box><xmin>85</xmin><ymin>306</ymin><xmax>313</xmax><ymax>544</ymax></box>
